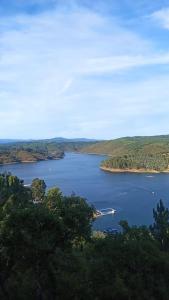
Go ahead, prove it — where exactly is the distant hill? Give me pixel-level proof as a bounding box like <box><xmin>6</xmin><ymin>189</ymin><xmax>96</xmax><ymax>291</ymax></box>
<box><xmin>49</xmin><ymin>137</ymin><xmax>99</xmax><ymax>143</ymax></box>
<box><xmin>0</xmin><ymin>138</ymin><xmax>98</xmax><ymax>164</ymax></box>
<box><xmin>0</xmin><ymin>137</ymin><xmax>99</xmax><ymax>145</ymax></box>
<box><xmin>81</xmin><ymin>135</ymin><xmax>169</xmax><ymax>172</ymax></box>
<box><xmin>0</xmin><ymin>139</ymin><xmax>24</xmax><ymax>144</ymax></box>
<box><xmin>81</xmin><ymin>135</ymin><xmax>169</xmax><ymax>156</ymax></box>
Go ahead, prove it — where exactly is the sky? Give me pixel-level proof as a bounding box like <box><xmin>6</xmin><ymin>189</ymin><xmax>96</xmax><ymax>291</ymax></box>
<box><xmin>1</xmin><ymin>0</ymin><xmax>169</xmax><ymax>139</ymax></box>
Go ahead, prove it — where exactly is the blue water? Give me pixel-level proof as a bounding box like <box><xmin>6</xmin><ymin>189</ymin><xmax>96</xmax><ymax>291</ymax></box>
<box><xmin>0</xmin><ymin>152</ymin><xmax>169</xmax><ymax>231</ymax></box>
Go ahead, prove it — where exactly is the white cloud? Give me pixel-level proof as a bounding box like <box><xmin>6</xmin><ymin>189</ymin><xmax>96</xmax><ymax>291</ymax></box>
<box><xmin>82</xmin><ymin>53</ymin><xmax>169</xmax><ymax>74</ymax></box>
<box><xmin>0</xmin><ymin>4</ymin><xmax>169</xmax><ymax>138</ymax></box>
<box><xmin>151</xmin><ymin>8</ymin><xmax>169</xmax><ymax>29</ymax></box>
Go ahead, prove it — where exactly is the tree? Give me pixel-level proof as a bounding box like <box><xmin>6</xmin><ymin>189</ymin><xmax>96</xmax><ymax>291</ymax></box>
<box><xmin>2</xmin><ymin>173</ymin><xmax>169</xmax><ymax>299</ymax></box>
<box><xmin>59</xmin><ymin>194</ymin><xmax>95</xmax><ymax>245</ymax></box>
<box><xmin>45</xmin><ymin>191</ymin><xmax>95</xmax><ymax>246</ymax></box>
<box><xmin>31</xmin><ymin>178</ymin><xmax>46</xmax><ymax>203</ymax></box>
<box><xmin>0</xmin><ymin>173</ymin><xmax>31</xmax><ymax>211</ymax></box>
<box><xmin>0</xmin><ymin>203</ymin><xmax>75</xmax><ymax>299</ymax></box>
<box><xmin>0</xmin><ymin>176</ymin><xmax>94</xmax><ymax>299</ymax></box>
<box><xmin>150</xmin><ymin>199</ymin><xmax>169</xmax><ymax>250</ymax></box>
<box><xmin>45</xmin><ymin>187</ymin><xmax>62</xmax><ymax>211</ymax></box>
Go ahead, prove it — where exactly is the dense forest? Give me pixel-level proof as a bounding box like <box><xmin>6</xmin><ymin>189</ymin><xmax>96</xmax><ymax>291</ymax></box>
<box><xmin>0</xmin><ymin>173</ymin><xmax>169</xmax><ymax>299</ymax></box>
<box><xmin>82</xmin><ymin>135</ymin><xmax>169</xmax><ymax>172</ymax></box>
<box><xmin>81</xmin><ymin>135</ymin><xmax>169</xmax><ymax>156</ymax></box>
<box><xmin>101</xmin><ymin>153</ymin><xmax>169</xmax><ymax>172</ymax></box>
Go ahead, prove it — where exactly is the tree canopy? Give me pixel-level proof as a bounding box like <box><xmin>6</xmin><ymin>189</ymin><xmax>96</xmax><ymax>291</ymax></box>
<box><xmin>0</xmin><ymin>173</ymin><xmax>169</xmax><ymax>299</ymax></box>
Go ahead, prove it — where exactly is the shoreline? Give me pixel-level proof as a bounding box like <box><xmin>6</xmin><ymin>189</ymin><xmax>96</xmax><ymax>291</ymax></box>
<box><xmin>0</xmin><ymin>156</ymin><xmax>63</xmax><ymax>166</ymax></box>
<box><xmin>100</xmin><ymin>166</ymin><xmax>169</xmax><ymax>174</ymax></box>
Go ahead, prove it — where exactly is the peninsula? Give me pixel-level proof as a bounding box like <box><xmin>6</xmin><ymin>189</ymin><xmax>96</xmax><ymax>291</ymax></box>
<box><xmin>0</xmin><ymin>146</ymin><xmax>64</xmax><ymax>165</ymax></box>
<box><xmin>100</xmin><ymin>166</ymin><xmax>168</xmax><ymax>174</ymax></box>
<box><xmin>0</xmin><ymin>139</ymin><xmax>97</xmax><ymax>165</ymax></box>
<box><xmin>81</xmin><ymin>135</ymin><xmax>169</xmax><ymax>173</ymax></box>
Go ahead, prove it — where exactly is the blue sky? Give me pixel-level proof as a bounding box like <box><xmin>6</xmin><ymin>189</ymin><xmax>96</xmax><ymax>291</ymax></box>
<box><xmin>1</xmin><ymin>0</ymin><xmax>169</xmax><ymax>139</ymax></box>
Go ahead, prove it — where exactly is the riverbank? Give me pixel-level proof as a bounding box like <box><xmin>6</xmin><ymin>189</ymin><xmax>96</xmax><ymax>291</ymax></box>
<box><xmin>100</xmin><ymin>166</ymin><xmax>169</xmax><ymax>174</ymax></box>
<box><xmin>0</xmin><ymin>156</ymin><xmax>64</xmax><ymax>166</ymax></box>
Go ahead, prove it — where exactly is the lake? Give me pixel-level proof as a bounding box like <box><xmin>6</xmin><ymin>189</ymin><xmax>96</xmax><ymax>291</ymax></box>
<box><xmin>0</xmin><ymin>152</ymin><xmax>169</xmax><ymax>231</ymax></box>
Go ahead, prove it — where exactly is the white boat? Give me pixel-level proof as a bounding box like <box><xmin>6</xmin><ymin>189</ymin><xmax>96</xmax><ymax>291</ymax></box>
<box><xmin>95</xmin><ymin>208</ymin><xmax>116</xmax><ymax>217</ymax></box>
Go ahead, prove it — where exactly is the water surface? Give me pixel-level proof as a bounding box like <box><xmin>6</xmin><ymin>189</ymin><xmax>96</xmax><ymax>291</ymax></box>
<box><xmin>0</xmin><ymin>152</ymin><xmax>169</xmax><ymax>231</ymax></box>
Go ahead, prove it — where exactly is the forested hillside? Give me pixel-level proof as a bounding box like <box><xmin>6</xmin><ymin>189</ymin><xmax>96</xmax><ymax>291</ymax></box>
<box><xmin>82</xmin><ymin>135</ymin><xmax>169</xmax><ymax>172</ymax></box>
<box><xmin>0</xmin><ymin>140</ymin><xmax>96</xmax><ymax>164</ymax></box>
<box><xmin>82</xmin><ymin>135</ymin><xmax>169</xmax><ymax>156</ymax></box>
<box><xmin>0</xmin><ymin>143</ymin><xmax>64</xmax><ymax>164</ymax></box>
<box><xmin>0</xmin><ymin>173</ymin><xmax>169</xmax><ymax>299</ymax></box>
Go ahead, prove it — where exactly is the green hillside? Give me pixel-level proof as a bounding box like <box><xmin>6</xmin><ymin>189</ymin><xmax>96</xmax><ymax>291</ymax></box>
<box><xmin>81</xmin><ymin>135</ymin><xmax>169</xmax><ymax>156</ymax></box>
<box><xmin>0</xmin><ymin>143</ymin><xmax>64</xmax><ymax>164</ymax></box>
<box><xmin>81</xmin><ymin>135</ymin><xmax>169</xmax><ymax>172</ymax></box>
<box><xmin>0</xmin><ymin>140</ymin><xmax>97</xmax><ymax>164</ymax></box>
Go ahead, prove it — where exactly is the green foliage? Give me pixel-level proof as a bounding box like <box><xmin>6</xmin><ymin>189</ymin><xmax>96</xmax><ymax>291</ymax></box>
<box><xmin>82</xmin><ymin>135</ymin><xmax>169</xmax><ymax>156</ymax></box>
<box><xmin>45</xmin><ymin>188</ymin><xmax>95</xmax><ymax>245</ymax></box>
<box><xmin>82</xmin><ymin>135</ymin><xmax>169</xmax><ymax>172</ymax></box>
<box><xmin>86</xmin><ymin>233</ymin><xmax>169</xmax><ymax>300</ymax></box>
<box><xmin>0</xmin><ymin>174</ymin><xmax>94</xmax><ymax>299</ymax></box>
<box><xmin>0</xmin><ymin>173</ymin><xmax>30</xmax><ymax>207</ymax></box>
<box><xmin>45</xmin><ymin>187</ymin><xmax>63</xmax><ymax>210</ymax></box>
<box><xmin>0</xmin><ymin>142</ymin><xmax>64</xmax><ymax>164</ymax></box>
<box><xmin>150</xmin><ymin>199</ymin><xmax>169</xmax><ymax>250</ymax></box>
<box><xmin>0</xmin><ymin>139</ymin><xmax>97</xmax><ymax>164</ymax></box>
<box><xmin>58</xmin><ymin>194</ymin><xmax>94</xmax><ymax>245</ymax></box>
<box><xmin>31</xmin><ymin>178</ymin><xmax>46</xmax><ymax>202</ymax></box>
<box><xmin>101</xmin><ymin>154</ymin><xmax>169</xmax><ymax>171</ymax></box>
<box><xmin>1</xmin><ymin>174</ymin><xmax>169</xmax><ymax>299</ymax></box>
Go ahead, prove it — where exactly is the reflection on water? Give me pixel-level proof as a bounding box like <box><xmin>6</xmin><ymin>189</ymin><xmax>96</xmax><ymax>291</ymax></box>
<box><xmin>0</xmin><ymin>152</ymin><xmax>169</xmax><ymax>231</ymax></box>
